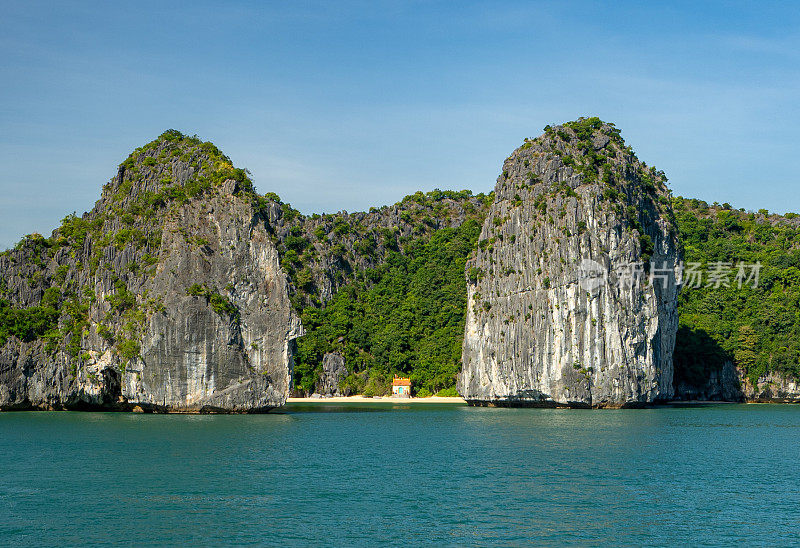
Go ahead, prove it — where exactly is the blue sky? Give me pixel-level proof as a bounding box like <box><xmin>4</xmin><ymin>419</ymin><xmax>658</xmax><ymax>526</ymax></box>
<box><xmin>1</xmin><ymin>1</ymin><xmax>798</xmax><ymax>248</ymax></box>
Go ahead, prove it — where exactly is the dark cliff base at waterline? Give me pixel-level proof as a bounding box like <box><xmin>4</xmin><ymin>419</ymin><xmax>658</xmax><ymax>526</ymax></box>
<box><xmin>465</xmin><ymin>398</ymin><xmax>656</xmax><ymax>409</ymax></box>
<box><xmin>0</xmin><ymin>400</ymin><xmax>279</xmax><ymax>413</ymax></box>
<box><xmin>466</xmin><ymin>398</ymin><xmax>800</xmax><ymax>408</ymax></box>
<box><xmin>5</xmin><ymin>394</ymin><xmax>800</xmax><ymax>412</ymax></box>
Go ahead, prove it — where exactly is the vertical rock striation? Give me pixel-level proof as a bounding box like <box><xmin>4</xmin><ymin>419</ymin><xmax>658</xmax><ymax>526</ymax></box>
<box><xmin>458</xmin><ymin>118</ymin><xmax>682</xmax><ymax>407</ymax></box>
<box><xmin>314</xmin><ymin>352</ymin><xmax>348</xmax><ymax>396</ymax></box>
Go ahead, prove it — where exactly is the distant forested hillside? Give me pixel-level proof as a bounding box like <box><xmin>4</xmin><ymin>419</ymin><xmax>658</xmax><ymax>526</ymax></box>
<box><xmin>282</xmin><ymin>190</ymin><xmax>488</xmax><ymax>397</ymax></box>
<box><xmin>673</xmin><ymin>198</ymin><xmax>800</xmax><ymax>387</ymax></box>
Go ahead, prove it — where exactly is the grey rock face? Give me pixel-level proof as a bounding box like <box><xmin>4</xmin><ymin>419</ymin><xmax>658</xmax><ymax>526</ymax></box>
<box><xmin>315</xmin><ymin>352</ymin><xmax>347</xmax><ymax>396</ymax></box>
<box><xmin>458</xmin><ymin>120</ymin><xmax>682</xmax><ymax>407</ymax></box>
<box><xmin>673</xmin><ymin>362</ymin><xmax>744</xmax><ymax>402</ymax></box>
<box><xmin>674</xmin><ymin>362</ymin><xmax>800</xmax><ymax>403</ymax></box>
<box><xmin>0</xmin><ymin>133</ymin><xmax>301</xmax><ymax>412</ymax></box>
<box><xmin>744</xmin><ymin>373</ymin><xmax>800</xmax><ymax>402</ymax></box>
<box><xmin>121</xmin><ymin>192</ymin><xmax>301</xmax><ymax>412</ymax></box>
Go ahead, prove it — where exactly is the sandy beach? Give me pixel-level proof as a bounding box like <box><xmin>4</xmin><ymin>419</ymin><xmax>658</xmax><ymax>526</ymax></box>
<box><xmin>286</xmin><ymin>395</ymin><xmax>466</xmax><ymax>404</ymax></box>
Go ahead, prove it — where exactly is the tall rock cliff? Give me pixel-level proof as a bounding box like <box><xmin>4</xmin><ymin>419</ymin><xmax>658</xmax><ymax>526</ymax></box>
<box><xmin>458</xmin><ymin>118</ymin><xmax>682</xmax><ymax>407</ymax></box>
<box><xmin>0</xmin><ymin>131</ymin><xmax>301</xmax><ymax>412</ymax></box>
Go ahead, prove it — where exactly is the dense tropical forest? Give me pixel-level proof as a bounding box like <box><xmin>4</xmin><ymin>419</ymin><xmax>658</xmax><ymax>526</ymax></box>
<box><xmin>291</xmin><ymin>218</ymin><xmax>482</xmax><ymax>397</ymax></box>
<box><xmin>673</xmin><ymin>198</ymin><xmax>800</xmax><ymax>387</ymax></box>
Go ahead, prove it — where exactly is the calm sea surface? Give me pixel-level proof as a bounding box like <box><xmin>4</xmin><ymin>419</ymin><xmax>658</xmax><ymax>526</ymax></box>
<box><xmin>1</xmin><ymin>403</ymin><xmax>799</xmax><ymax>546</ymax></box>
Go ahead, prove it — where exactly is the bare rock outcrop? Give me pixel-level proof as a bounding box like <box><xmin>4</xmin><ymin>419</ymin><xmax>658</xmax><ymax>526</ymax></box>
<box><xmin>314</xmin><ymin>352</ymin><xmax>347</xmax><ymax>396</ymax></box>
<box><xmin>458</xmin><ymin>118</ymin><xmax>682</xmax><ymax>407</ymax></box>
<box><xmin>0</xmin><ymin>131</ymin><xmax>301</xmax><ymax>412</ymax></box>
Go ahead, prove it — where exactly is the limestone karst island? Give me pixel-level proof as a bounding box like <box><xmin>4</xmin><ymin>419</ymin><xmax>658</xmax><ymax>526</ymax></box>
<box><xmin>2</xmin><ymin>120</ymin><xmax>797</xmax><ymax>411</ymax></box>
<box><xmin>3</xmin><ymin>2</ymin><xmax>800</xmax><ymax>546</ymax></box>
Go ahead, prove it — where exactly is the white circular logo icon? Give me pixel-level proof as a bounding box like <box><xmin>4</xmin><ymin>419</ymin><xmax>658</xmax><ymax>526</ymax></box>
<box><xmin>578</xmin><ymin>259</ymin><xmax>606</xmax><ymax>292</ymax></box>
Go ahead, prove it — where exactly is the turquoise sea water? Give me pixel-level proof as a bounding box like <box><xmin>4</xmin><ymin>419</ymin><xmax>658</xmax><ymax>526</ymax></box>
<box><xmin>1</xmin><ymin>403</ymin><xmax>799</xmax><ymax>546</ymax></box>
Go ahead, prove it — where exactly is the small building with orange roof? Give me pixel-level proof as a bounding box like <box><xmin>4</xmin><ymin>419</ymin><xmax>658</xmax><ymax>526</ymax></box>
<box><xmin>391</xmin><ymin>376</ymin><xmax>411</xmax><ymax>397</ymax></box>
